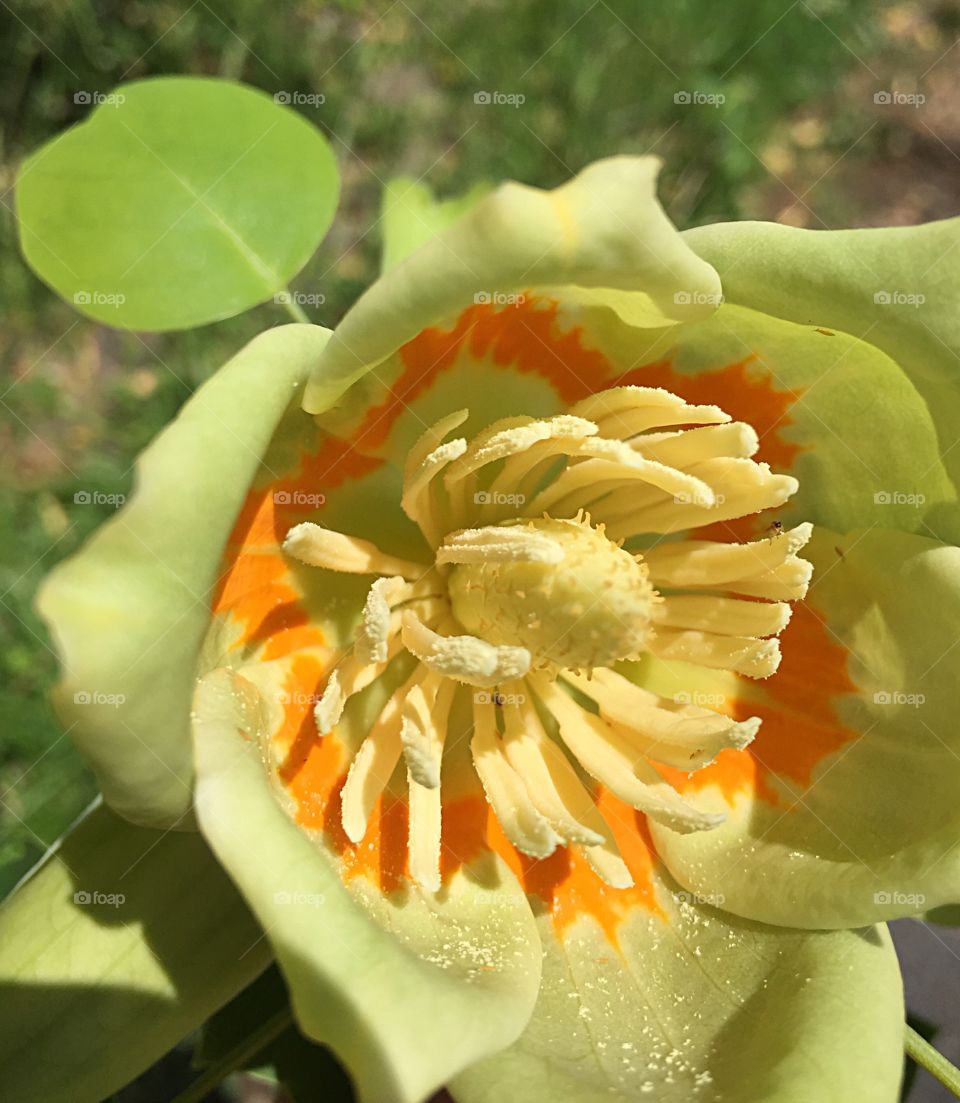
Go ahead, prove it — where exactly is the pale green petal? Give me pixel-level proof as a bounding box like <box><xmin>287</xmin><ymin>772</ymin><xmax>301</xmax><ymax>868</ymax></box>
<box><xmin>303</xmin><ymin>156</ymin><xmax>721</xmax><ymax>412</ymax></box>
<box><xmin>193</xmin><ymin>666</ymin><xmax>541</xmax><ymax>1103</ymax></box>
<box><xmin>36</xmin><ymin>324</ymin><xmax>331</xmax><ymax>827</ymax></box>
<box><xmin>380</xmin><ymin>177</ymin><xmax>492</xmax><ymax>273</ymax></box>
<box><xmin>0</xmin><ymin>800</ymin><xmax>269</xmax><ymax>1103</ymax></box>
<box><xmin>651</xmin><ymin>527</ymin><xmax>960</xmax><ymax>929</ymax></box>
<box><xmin>660</xmin><ymin>303</ymin><xmax>955</xmax><ymax>534</ymax></box>
<box><xmin>685</xmin><ymin>217</ymin><xmax>960</xmax><ymax>540</ymax></box>
<box><xmin>452</xmin><ymin>871</ymin><xmax>903</xmax><ymax>1103</ymax></box>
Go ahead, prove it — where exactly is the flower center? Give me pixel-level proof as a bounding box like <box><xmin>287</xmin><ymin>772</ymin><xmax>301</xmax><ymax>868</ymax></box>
<box><xmin>447</xmin><ymin>516</ymin><xmax>656</xmax><ymax>671</ymax></box>
<box><xmin>282</xmin><ymin>385</ymin><xmax>813</xmax><ymax>893</ymax></box>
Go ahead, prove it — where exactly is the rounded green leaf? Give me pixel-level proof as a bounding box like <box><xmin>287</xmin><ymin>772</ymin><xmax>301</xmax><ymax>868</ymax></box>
<box><xmin>16</xmin><ymin>77</ymin><xmax>339</xmax><ymax>330</ymax></box>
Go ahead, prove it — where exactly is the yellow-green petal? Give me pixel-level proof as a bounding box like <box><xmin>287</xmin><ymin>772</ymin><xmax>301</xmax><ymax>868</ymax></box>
<box><xmin>36</xmin><ymin>324</ymin><xmax>331</xmax><ymax>827</ymax></box>
<box><xmin>650</xmin><ymin>527</ymin><xmax>960</xmax><ymax>929</ymax></box>
<box><xmin>303</xmin><ymin>156</ymin><xmax>721</xmax><ymax>413</ymax></box>
<box><xmin>451</xmin><ymin>872</ymin><xmax>904</xmax><ymax>1103</ymax></box>
<box><xmin>685</xmin><ymin>217</ymin><xmax>960</xmax><ymax>541</ymax></box>
<box><xmin>192</xmin><ymin>666</ymin><xmax>542</xmax><ymax>1103</ymax></box>
<box><xmin>0</xmin><ymin>801</ymin><xmax>270</xmax><ymax>1103</ymax></box>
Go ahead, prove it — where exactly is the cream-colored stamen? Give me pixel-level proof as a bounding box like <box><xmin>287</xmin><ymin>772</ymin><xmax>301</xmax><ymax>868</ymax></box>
<box><xmin>470</xmin><ymin>700</ymin><xmax>561</xmax><ymax>859</ymax></box>
<box><xmin>437</xmin><ymin>526</ymin><xmax>565</xmax><ymax>566</ymax></box>
<box><xmin>535</xmin><ymin>677</ymin><xmax>725</xmax><ymax>834</ymax></box>
<box><xmin>563</xmin><ymin>666</ymin><xmax>759</xmax><ymax>771</ymax></box>
<box><xmin>401</xmin><ymin>611</ymin><xmax>531</xmax><ymax>688</ymax></box>
<box><xmin>644</xmin><ymin>522</ymin><xmax>813</xmax><ymax>600</ymax></box>
<box><xmin>284</xmin><ymin>522</ymin><xmax>427</xmax><ymax>578</ymax></box>
<box><xmin>570</xmin><ymin>385</ymin><xmax>730</xmax><ymax>437</ymax></box>
<box><xmin>283</xmin><ymin>379</ymin><xmax>812</xmax><ymax>894</ymax></box>
<box><xmin>356</xmin><ymin>577</ymin><xmax>409</xmax><ymax>664</ymax></box>
<box><xmin>400</xmin><ymin>674</ymin><xmax>455</xmax><ymax>788</ymax></box>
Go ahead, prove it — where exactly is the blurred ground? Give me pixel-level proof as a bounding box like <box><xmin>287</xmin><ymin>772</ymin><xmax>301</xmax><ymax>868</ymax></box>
<box><xmin>2</xmin><ymin>2</ymin><xmax>960</xmax><ymax>1100</ymax></box>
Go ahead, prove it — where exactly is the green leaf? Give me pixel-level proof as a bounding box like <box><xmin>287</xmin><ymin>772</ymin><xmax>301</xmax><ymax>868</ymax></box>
<box><xmin>380</xmin><ymin>177</ymin><xmax>492</xmax><ymax>273</ymax></box>
<box><xmin>16</xmin><ymin>77</ymin><xmax>339</xmax><ymax>331</ymax></box>
<box><xmin>0</xmin><ymin>800</ymin><xmax>271</xmax><ymax>1103</ymax></box>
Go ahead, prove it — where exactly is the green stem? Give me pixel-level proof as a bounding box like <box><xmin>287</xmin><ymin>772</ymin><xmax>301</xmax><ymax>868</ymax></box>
<box><xmin>906</xmin><ymin>1024</ymin><xmax>960</xmax><ymax>1098</ymax></box>
<box><xmin>171</xmin><ymin>1007</ymin><xmax>294</xmax><ymax>1103</ymax></box>
<box><xmin>279</xmin><ymin>292</ymin><xmax>311</xmax><ymax>324</ymax></box>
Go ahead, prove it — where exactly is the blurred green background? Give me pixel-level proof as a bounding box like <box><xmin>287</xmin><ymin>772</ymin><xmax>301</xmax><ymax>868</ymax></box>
<box><xmin>0</xmin><ymin>0</ymin><xmax>957</xmax><ymax>896</ymax></box>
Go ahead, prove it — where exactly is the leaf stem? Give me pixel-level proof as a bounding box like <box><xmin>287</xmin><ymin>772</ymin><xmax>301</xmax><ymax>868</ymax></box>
<box><xmin>171</xmin><ymin>1007</ymin><xmax>294</xmax><ymax>1103</ymax></box>
<box><xmin>906</xmin><ymin>1024</ymin><xmax>960</xmax><ymax>1098</ymax></box>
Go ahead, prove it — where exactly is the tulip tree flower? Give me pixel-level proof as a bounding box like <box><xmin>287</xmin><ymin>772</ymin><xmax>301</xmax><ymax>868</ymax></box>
<box><xmin>5</xmin><ymin>155</ymin><xmax>960</xmax><ymax>1103</ymax></box>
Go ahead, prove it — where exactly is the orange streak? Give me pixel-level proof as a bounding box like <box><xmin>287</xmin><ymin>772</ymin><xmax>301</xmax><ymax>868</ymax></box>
<box><xmin>347</xmin><ymin>296</ymin><xmax>616</xmax><ymax>454</ymax></box>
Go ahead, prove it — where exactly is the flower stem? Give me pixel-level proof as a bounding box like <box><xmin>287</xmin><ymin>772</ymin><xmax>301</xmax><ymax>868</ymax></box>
<box><xmin>171</xmin><ymin>1006</ymin><xmax>293</xmax><ymax>1103</ymax></box>
<box><xmin>906</xmin><ymin>1024</ymin><xmax>960</xmax><ymax>1098</ymax></box>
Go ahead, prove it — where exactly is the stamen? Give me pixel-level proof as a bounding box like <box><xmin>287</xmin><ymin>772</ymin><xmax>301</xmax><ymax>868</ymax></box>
<box><xmin>340</xmin><ymin>666</ymin><xmax>426</xmax><ymax>843</ymax></box>
<box><xmin>356</xmin><ymin>577</ymin><xmax>409</xmax><ymax>664</ymax></box>
<box><xmin>647</xmin><ymin>629</ymin><xmax>782</xmax><ymax>679</ymax></box>
<box><xmin>400</xmin><ymin>674</ymin><xmax>455</xmax><ymax>789</ymax></box>
<box><xmin>644</xmin><ymin>522</ymin><xmax>813</xmax><ymax>599</ymax></box>
<box><xmin>500</xmin><ymin>691</ymin><xmax>606</xmax><ymax>847</ymax></box>
<box><xmin>284</xmin><ymin>522</ymin><xmax>428</xmax><ymax>578</ymax></box>
<box><xmin>653</xmin><ymin>595</ymin><xmax>792</xmax><ymax>638</ymax></box>
<box><xmin>401</xmin><ymin>611</ymin><xmax>531</xmax><ymax>688</ymax></box>
<box><xmin>534</xmin><ymin>677</ymin><xmax>726</xmax><ymax>834</ymax></box>
<box><xmin>569</xmin><ymin>386</ymin><xmax>730</xmax><ymax>437</ymax></box>
<box><xmin>408</xmin><ymin>772</ymin><xmax>442</xmax><ymax>892</ymax></box>
<box><xmin>314</xmin><ymin>643</ymin><xmax>401</xmax><ymax>736</ymax></box>
<box><xmin>601</xmin><ymin>459</ymin><xmax>799</xmax><ymax>538</ymax></box>
<box><xmin>631</xmin><ymin>421</ymin><xmax>759</xmax><ymax>465</ymax></box>
<box><xmin>564</xmin><ymin>667</ymin><xmax>759</xmax><ymax>771</ymax></box>
<box><xmin>470</xmin><ymin>700</ymin><xmax>561</xmax><ymax>859</ymax></box>
<box><xmin>527</xmin><ymin>436</ymin><xmax>716</xmax><ymax>517</ymax></box>
<box><xmin>437</xmin><ymin>526</ymin><xmax>565</xmax><ymax>565</ymax></box>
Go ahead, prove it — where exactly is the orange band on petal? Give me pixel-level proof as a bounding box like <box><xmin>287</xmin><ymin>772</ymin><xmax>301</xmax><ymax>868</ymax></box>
<box><xmin>660</xmin><ymin>603</ymin><xmax>858</xmax><ymax>804</ymax></box>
